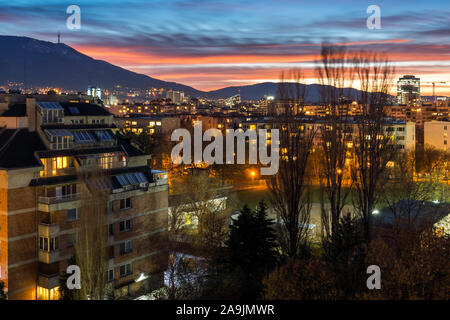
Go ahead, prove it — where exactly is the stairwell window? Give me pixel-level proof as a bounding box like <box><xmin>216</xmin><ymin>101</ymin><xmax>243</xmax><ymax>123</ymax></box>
<box><xmin>107</xmin><ymin>269</ymin><xmax>114</xmax><ymax>282</ymax></box>
<box><xmin>67</xmin><ymin>233</ymin><xmax>75</xmax><ymax>248</ymax></box>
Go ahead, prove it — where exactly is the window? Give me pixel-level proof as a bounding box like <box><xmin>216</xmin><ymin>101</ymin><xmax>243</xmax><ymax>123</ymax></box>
<box><xmin>444</xmin><ymin>140</ymin><xmax>447</xmax><ymax>145</ymax></box>
<box><xmin>67</xmin><ymin>233</ymin><xmax>75</xmax><ymax>247</ymax></box>
<box><xmin>120</xmin><ymin>263</ymin><xmax>132</xmax><ymax>277</ymax></box>
<box><xmin>50</xmin><ymin>237</ymin><xmax>59</xmax><ymax>251</ymax></box>
<box><xmin>107</xmin><ymin>269</ymin><xmax>114</xmax><ymax>282</ymax></box>
<box><xmin>53</xmin><ymin>157</ymin><xmax>69</xmax><ymax>169</ymax></box>
<box><xmin>108</xmin><ymin>201</ymin><xmax>113</xmax><ymax>213</ymax></box>
<box><xmin>109</xmin><ymin>224</ymin><xmax>114</xmax><ymax>236</ymax></box>
<box><xmin>67</xmin><ymin>208</ymin><xmax>78</xmax><ymax>222</ymax></box>
<box><xmin>39</xmin><ymin>237</ymin><xmax>48</xmax><ymax>251</ymax></box>
<box><xmin>40</xmin><ymin>237</ymin><xmax>58</xmax><ymax>251</ymax></box>
<box><xmin>119</xmin><ymin>219</ymin><xmax>131</xmax><ymax>232</ymax></box>
<box><xmin>120</xmin><ymin>240</ymin><xmax>132</xmax><ymax>255</ymax></box>
<box><xmin>120</xmin><ymin>198</ymin><xmax>131</xmax><ymax>210</ymax></box>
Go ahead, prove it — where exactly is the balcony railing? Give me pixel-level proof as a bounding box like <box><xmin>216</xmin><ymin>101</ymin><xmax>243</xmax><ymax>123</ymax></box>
<box><xmin>38</xmin><ymin>223</ymin><xmax>60</xmax><ymax>238</ymax></box>
<box><xmin>38</xmin><ymin>250</ymin><xmax>60</xmax><ymax>264</ymax></box>
<box><xmin>40</xmin><ymin>167</ymin><xmax>77</xmax><ymax>178</ymax></box>
<box><xmin>38</xmin><ymin>193</ymin><xmax>81</xmax><ymax>205</ymax></box>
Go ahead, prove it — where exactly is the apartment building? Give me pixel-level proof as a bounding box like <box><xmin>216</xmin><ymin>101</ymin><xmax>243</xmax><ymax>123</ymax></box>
<box><xmin>0</xmin><ymin>97</ymin><xmax>168</xmax><ymax>300</ymax></box>
<box><xmin>385</xmin><ymin>101</ymin><xmax>450</xmax><ymax>124</ymax></box>
<box><xmin>424</xmin><ymin>121</ymin><xmax>450</xmax><ymax>151</ymax></box>
<box><xmin>240</xmin><ymin>117</ymin><xmax>415</xmax><ymax>151</ymax></box>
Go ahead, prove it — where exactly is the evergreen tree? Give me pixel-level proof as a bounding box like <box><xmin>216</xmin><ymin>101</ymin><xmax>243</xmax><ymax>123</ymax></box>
<box><xmin>225</xmin><ymin>201</ymin><xmax>279</xmax><ymax>298</ymax></box>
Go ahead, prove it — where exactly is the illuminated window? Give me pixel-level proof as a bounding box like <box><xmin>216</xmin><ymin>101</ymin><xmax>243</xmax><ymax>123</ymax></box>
<box><xmin>54</xmin><ymin>157</ymin><xmax>68</xmax><ymax>169</ymax></box>
<box><xmin>37</xmin><ymin>286</ymin><xmax>60</xmax><ymax>300</ymax></box>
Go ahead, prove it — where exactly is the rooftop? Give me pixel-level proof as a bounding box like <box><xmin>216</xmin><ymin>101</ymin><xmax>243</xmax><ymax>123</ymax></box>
<box><xmin>0</xmin><ymin>103</ymin><xmax>27</xmax><ymax>117</ymax></box>
<box><xmin>0</xmin><ymin>128</ymin><xmax>46</xmax><ymax>169</ymax></box>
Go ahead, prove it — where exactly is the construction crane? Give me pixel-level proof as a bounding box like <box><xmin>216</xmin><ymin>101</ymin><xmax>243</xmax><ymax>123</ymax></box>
<box><xmin>423</xmin><ymin>81</ymin><xmax>446</xmax><ymax>103</ymax></box>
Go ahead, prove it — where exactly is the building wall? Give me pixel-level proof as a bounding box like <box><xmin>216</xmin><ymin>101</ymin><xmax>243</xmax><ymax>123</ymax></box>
<box><xmin>424</xmin><ymin>121</ymin><xmax>449</xmax><ymax>151</ymax></box>
<box><xmin>0</xmin><ymin>117</ymin><xmax>28</xmax><ymax>129</ymax></box>
<box><xmin>109</xmin><ymin>187</ymin><xmax>168</xmax><ymax>298</ymax></box>
<box><xmin>0</xmin><ymin>167</ymin><xmax>41</xmax><ymax>300</ymax></box>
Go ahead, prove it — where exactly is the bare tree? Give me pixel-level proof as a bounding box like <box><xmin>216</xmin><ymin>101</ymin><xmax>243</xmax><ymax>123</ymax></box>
<box><xmin>267</xmin><ymin>69</ymin><xmax>316</xmax><ymax>257</ymax></box>
<box><xmin>73</xmin><ymin>173</ymin><xmax>109</xmax><ymax>300</ymax></box>
<box><xmin>316</xmin><ymin>45</ymin><xmax>354</xmax><ymax>240</ymax></box>
<box><xmin>350</xmin><ymin>51</ymin><xmax>396</xmax><ymax>244</ymax></box>
<box><xmin>380</xmin><ymin>150</ymin><xmax>440</xmax><ymax>231</ymax></box>
<box><xmin>171</xmin><ymin>172</ymin><xmax>229</xmax><ymax>255</ymax></box>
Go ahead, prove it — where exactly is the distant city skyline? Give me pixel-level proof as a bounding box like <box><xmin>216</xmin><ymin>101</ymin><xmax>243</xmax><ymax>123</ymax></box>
<box><xmin>0</xmin><ymin>0</ymin><xmax>449</xmax><ymax>94</ymax></box>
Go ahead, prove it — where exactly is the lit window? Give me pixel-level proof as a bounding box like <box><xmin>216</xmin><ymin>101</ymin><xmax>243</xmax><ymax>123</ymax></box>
<box><xmin>37</xmin><ymin>286</ymin><xmax>60</xmax><ymax>300</ymax></box>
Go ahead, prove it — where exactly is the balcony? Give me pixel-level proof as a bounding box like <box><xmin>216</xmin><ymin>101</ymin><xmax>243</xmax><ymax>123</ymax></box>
<box><xmin>38</xmin><ymin>193</ymin><xmax>81</xmax><ymax>205</ymax></box>
<box><xmin>38</xmin><ymin>223</ymin><xmax>60</xmax><ymax>238</ymax></box>
<box><xmin>39</xmin><ymin>250</ymin><xmax>60</xmax><ymax>264</ymax></box>
<box><xmin>40</xmin><ymin>166</ymin><xmax>77</xmax><ymax>178</ymax></box>
<box><xmin>38</xmin><ymin>273</ymin><xmax>59</xmax><ymax>290</ymax></box>
<box><xmin>38</xmin><ymin>193</ymin><xmax>82</xmax><ymax>212</ymax></box>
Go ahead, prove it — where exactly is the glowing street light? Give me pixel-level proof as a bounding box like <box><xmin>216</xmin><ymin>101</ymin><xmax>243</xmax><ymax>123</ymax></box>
<box><xmin>250</xmin><ymin>170</ymin><xmax>256</xmax><ymax>184</ymax></box>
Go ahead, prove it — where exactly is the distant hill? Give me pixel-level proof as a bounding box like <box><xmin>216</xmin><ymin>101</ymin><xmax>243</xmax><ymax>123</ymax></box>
<box><xmin>205</xmin><ymin>82</ymin><xmax>367</xmax><ymax>102</ymax></box>
<box><xmin>0</xmin><ymin>35</ymin><xmax>387</xmax><ymax>103</ymax></box>
<box><xmin>0</xmin><ymin>35</ymin><xmax>203</xmax><ymax>96</ymax></box>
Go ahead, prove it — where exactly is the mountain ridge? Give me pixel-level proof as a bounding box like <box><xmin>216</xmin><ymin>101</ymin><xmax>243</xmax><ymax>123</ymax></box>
<box><xmin>0</xmin><ymin>35</ymin><xmax>380</xmax><ymax>102</ymax></box>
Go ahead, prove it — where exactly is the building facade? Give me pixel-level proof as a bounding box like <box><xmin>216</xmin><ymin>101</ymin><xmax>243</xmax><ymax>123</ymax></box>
<box><xmin>424</xmin><ymin>120</ymin><xmax>450</xmax><ymax>151</ymax></box>
<box><xmin>397</xmin><ymin>75</ymin><xmax>421</xmax><ymax>106</ymax></box>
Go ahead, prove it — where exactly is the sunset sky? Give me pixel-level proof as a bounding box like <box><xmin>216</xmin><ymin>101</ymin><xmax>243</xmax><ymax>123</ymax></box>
<box><xmin>1</xmin><ymin>0</ymin><xmax>449</xmax><ymax>94</ymax></box>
